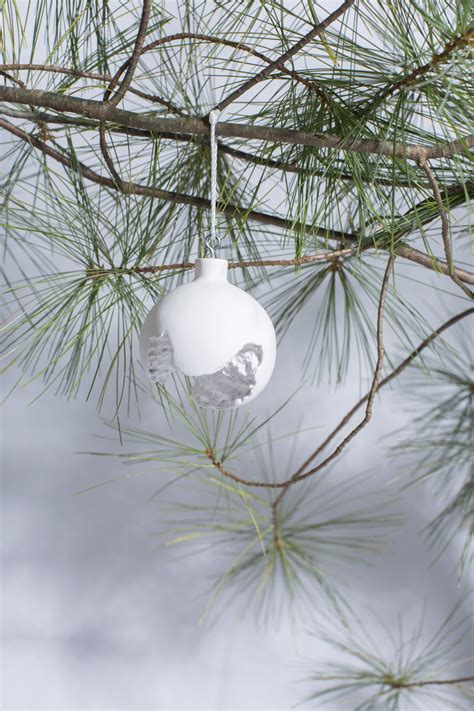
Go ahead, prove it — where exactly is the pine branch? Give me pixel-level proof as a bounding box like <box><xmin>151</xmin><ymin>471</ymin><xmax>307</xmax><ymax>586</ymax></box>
<box><xmin>357</xmin><ymin>27</ymin><xmax>474</xmax><ymax>122</ymax></box>
<box><xmin>271</xmin><ymin>255</ymin><xmax>394</xmax><ymax>538</ymax></box>
<box><xmin>0</xmin><ymin>63</ymin><xmax>186</xmax><ymax>115</ymax></box>
<box><xmin>302</xmin><ymin>599</ymin><xmax>473</xmax><ymax>707</ymax></box>
<box><xmin>3</xmin><ymin>116</ymin><xmax>473</xmax><ymax>286</ymax></box>
<box><xmin>393</xmin><ymin>243</ymin><xmax>474</xmax><ymax>284</ymax></box>
<box><xmin>84</xmin><ymin>248</ymin><xmax>473</xmax><ymax>282</ymax></box>
<box><xmin>204</xmin><ymin>307</ymin><xmax>473</xmax><ymax>490</ymax></box>
<box><xmin>85</xmin><ymin>247</ymin><xmax>359</xmax><ymax>276</ymax></box>
<box><xmin>5</xmin><ymin>26</ymin><xmax>470</xmax><ymax>119</ymax></box>
<box><xmin>210</xmin><ymin>0</ymin><xmax>357</xmax><ymax>114</ymax></box>
<box><xmin>292</xmin><ymin>307</ymin><xmax>474</xmax><ymax>480</ymax></box>
<box><xmin>102</xmin><ymin>32</ymin><xmax>330</xmax><ymax>109</ymax></box>
<box><xmin>97</xmin><ymin>1</ymin><xmax>152</xmax><ymax>187</ymax></box>
<box><xmin>388</xmin><ymin>675</ymin><xmax>474</xmax><ymax>689</ymax></box>
<box><xmin>0</xmin><ymin>105</ymin><xmax>379</xmax><ymax>183</ymax></box>
<box><xmin>104</xmin><ymin>1</ymin><xmax>152</xmax><ymax>109</ymax></box>
<box><xmin>418</xmin><ymin>157</ymin><xmax>474</xmax><ymax>299</ymax></box>
<box><xmin>0</xmin><ymin>105</ymin><xmax>441</xmax><ymax>187</ymax></box>
<box><xmin>381</xmin><ymin>28</ymin><xmax>474</xmax><ymax>102</ymax></box>
<box><xmin>0</xmin><ymin>116</ymin><xmax>346</xmax><ymax>241</ymax></box>
<box><xmin>1</xmin><ymin>85</ymin><xmax>472</xmax><ymax>160</ymax></box>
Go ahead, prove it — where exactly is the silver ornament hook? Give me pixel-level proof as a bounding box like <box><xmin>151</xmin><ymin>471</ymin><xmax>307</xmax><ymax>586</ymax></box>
<box><xmin>204</xmin><ymin>109</ymin><xmax>221</xmax><ymax>258</ymax></box>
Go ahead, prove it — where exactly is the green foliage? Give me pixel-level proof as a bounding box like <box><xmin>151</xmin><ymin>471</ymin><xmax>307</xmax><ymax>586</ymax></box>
<box><xmin>2</xmin><ymin>169</ymin><xmax>172</xmax><ymax>410</ymax></box>
<box><xmin>302</xmin><ymin>599</ymin><xmax>473</xmax><ymax>709</ymax></box>
<box><xmin>264</xmin><ymin>257</ymin><xmax>432</xmax><ymax>384</ymax></box>
<box><xmin>161</xmin><ymin>468</ymin><xmax>399</xmax><ymax>624</ymax></box>
<box><xmin>84</xmin><ymin>387</ymin><xmax>401</xmax><ymax>622</ymax></box>
<box><xmin>2</xmin><ymin>0</ymin><xmax>473</xmax><ymax>407</ymax></box>
<box><xmin>1</xmin><ymin>0</ymin><xmax>473</xmax><ymax>704</ymax></box>
<box><xmin>393</xmin><ymin>325</ymin><xmax>473</xmax><ymax>574</ymax></box>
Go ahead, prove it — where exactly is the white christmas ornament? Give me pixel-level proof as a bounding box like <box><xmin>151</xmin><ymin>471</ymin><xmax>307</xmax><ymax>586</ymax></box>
<box><xmin>139</xmin><ymin>258</ymin><xmax>276</xmax><ymax>409</ymax></box>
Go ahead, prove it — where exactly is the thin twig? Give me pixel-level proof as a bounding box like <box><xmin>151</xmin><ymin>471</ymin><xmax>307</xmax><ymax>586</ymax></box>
<box><xmin>291</xmin><ymin>306</ymin><xmax>474</xmax><ymax>479</ymax></box>
<box><xmin>388</xmin><ymin>675</ymin><xmax>474</xmax><ymax>689</ymax></box>
<box><xmin>418</xmin><ymin>157</ymin><xmax>473</xmax><ymax>299</ymax></box>
<box><xmin>83</xmin><ymin>249</ymin><xmax>473</xmax><ymax>281</ymax></box>
<box><xmin>360</xmin><ymin>28</ymin><xmax>474</xmax><ymax>119</ymax></box>
<box><xmin>102</xmin><ymin>32</ymin><xmax>330</xmax><ymax>110</ymax></box>
<box><xmin>99</xmin><ymin>0</ymin><xmax>152</xmax><ymax>187</ymax></box>
<box><xmin>381</xmin><ymin>29</ymin><xmax>474</xmax><ymax>102</ymax></box>
<box><xmin>205</xmin><ymin>306</ymin><xmax>473</xmax><ymax>489</ymax></box>
<box><xmin>106</xmin><ymin>1</ymin><xmax>152</xmax><ymax>109</ymax></box>
<box><xmin>210</xmin><ymin>0</ymin><xmax>356</xmax><ymax>114</ymax></box>
<box><xmin>0</xmin><ymin>69</ymin><xmax>26</xmax><ymax>89</ymax></box>
<box><xmin>278</xmin><ymin>254</ymin><xmax>394</xmax><ymax>500</ymax></box>
<box><xmin>85</xmin><ymin>248</ymin><xmax>359</xmax><ymax>277</ymax></box>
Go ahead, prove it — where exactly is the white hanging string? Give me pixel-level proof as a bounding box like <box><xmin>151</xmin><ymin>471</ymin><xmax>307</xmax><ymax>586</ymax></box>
<box><xmin>205</xmin><ymin>109</ymin><xmax>221</xmax><ymax>258</ymax></box>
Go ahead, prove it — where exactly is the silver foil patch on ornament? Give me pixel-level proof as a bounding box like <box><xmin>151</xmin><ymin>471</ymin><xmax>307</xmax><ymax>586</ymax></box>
<box><xmin>147</xmin><ymin>335</ymin><xmax>263</xmax><ymax>408</ymax></box>
<box><xmin>191</xmin><ymin>343</ymin><xmax>263</xmax><ymax>409</ymax></box>
<box><xmin>147</xmin><ymin>332</ymin><xmax>174</xmax><ymax>382</ymax></box>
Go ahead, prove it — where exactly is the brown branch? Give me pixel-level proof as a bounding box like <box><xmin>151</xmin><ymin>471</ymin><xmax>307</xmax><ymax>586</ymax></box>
<box><xmin>273</xmin><ymin>254</ymin><xmax>394</xmax><ymax>529</ymax></box>
<box><xmin>0</xmin><ymin>69</ymin><xmax>26</xmax><ymax>89</ymax></box>
<box><xmin>207</xmin><ymin>306</ymin><xmax>473</xmax><ymax>489</ymax></box>
<box><xmin>3</xmin><ymin>27</ymin><xmax>472</xmax><ymax>120</ymax></box>
<box><xmin>0</xmin><ymin>117</ymin><xmax>347</xmax><ymax>241</ymax></box>
<box><xmin>2</xmin><ymin>85</ymin><xmax>472</xmax><ymax>161</ymax></box>
<box><xmin>382</xmin><ymin>28</ymin><xmax>474</xmax><ymax>102</ymax></box>
<box><xmin>98</xmin><ymin>1</ymin><xmax>152</xmax><ymax>187</ymax></box>
<box><xmin>394</xmin><ymin>243</ymin><xmax>474</xmax><ymax>285</ymax></box>
<box><xmin>103</xmin><ymin>32</ymin><xmax>330</xmax><ymax>110</ymax></box>
<box><xmin>90</xmin><ymin>252</ymin><xmax>358</xmax><ymax>276</ymax></box>
<box><xmin>211</xmin><ymin>0</ymin><xmax>356</xmax><ymax>114</ymax></box>
<box><xmin>0</xmin><ymin>28</ymin><xmax>329</xmax><ymax>115</ymax></box>
<box><xmin>418</xmin><ymin>157</ymin><xmax>473</xmax><ymax>299</ymax></box>
<box><xmin>210</xmin><ymin>256</ymin><xmax>399</xmax><ymax>493</ymax></box>
<box><xmin>0</xmin><ymin>62</ymin><xmax>187</xmax><ymax>115</ymax></box>
<box><xmin>0</xmin><ymin>105</ymin><xmax>418</xmax><ymax>188</ymax></box>
<box><xmin>106</xmin><ymin>0</ymin><xmax>152</xmax><ymax>109</ymax></box>
<box><xmin>4</xmin><ymin>27</ymin><xmax>472</xmax><ymax>105</ymax></box>
<box><xmin>356</xmin><ymin>28</ymin><xmax>474</xmax><ymax>124</ymax></box>
<box><xmin>85</xmin><ymin>248</ymin><xmax>359</xmax><ymax>277</ymax></box>
<box><xmin>2</xmin><ymin>117</ymin><xmax>473</xmax><ymax>286</ymax></box>
<box><xmin>389</xmin><ymin>675</ymin><xmax>474</xmax><ymax>689</ymax></box>
<box><xmin>84</xmin><ymin>248</ymin><xmax>474</xmax><ymax>282</ymax></box>
<box><xmin>291</xmin><ymin>306</ymin><xmax>474</xmax><ymax>479</ymax></box>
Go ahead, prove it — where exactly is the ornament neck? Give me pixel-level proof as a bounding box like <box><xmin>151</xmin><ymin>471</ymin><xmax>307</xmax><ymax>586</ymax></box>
<box><xmin>194</xmin><ymin>258</ymin><xmax>228</xmax><ymax>281</ymax></box>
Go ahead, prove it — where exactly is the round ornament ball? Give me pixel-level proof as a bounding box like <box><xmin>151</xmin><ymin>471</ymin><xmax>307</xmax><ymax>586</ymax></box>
<box><xmin>139</xmin><ymin>258</ymin><xmax>276</xmax><ymax>409</ymax></box>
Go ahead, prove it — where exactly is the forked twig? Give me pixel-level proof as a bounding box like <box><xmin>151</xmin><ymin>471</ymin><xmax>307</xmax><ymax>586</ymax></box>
<box><xmin>2</xmin><ymin>117</ymin><xmax>473</xmax><ymax>285</ymax></box>
<box><xmin>418</xmin><ymin>157</ymin><xmax>473</xmax><ymax>299</ymax></box>
<box><xmin>99</xmin><ymin>0</ymin><xmax>152</xmax><ymax>186</ymax></box>
<box><xmin>210</xmin><ymin>0</ymin><xmax>356</xmax><ymax>114</ymax></box>
<box><xmin>206</xmin><ymin>305</ymin><xmax>473</xmax><ymax>489</ymax></box>
<box><xmin>272</xmin><ymin>253</ymin><xmax>394</xmax><ymax>535</ymax></box>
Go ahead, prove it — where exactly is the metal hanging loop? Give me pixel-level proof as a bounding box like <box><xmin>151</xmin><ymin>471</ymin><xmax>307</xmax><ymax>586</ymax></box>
<box><xmin>204</xmin><ymin>109</ymin><xmax>222</xmax><ymax>258</ymax></box>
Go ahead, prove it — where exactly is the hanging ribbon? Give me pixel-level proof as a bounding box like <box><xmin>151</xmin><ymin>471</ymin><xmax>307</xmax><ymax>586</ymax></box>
<box><xmin>204</xmin><ymin>109</ymin><xmax>221</xmax><ymax>258</ymax></box>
